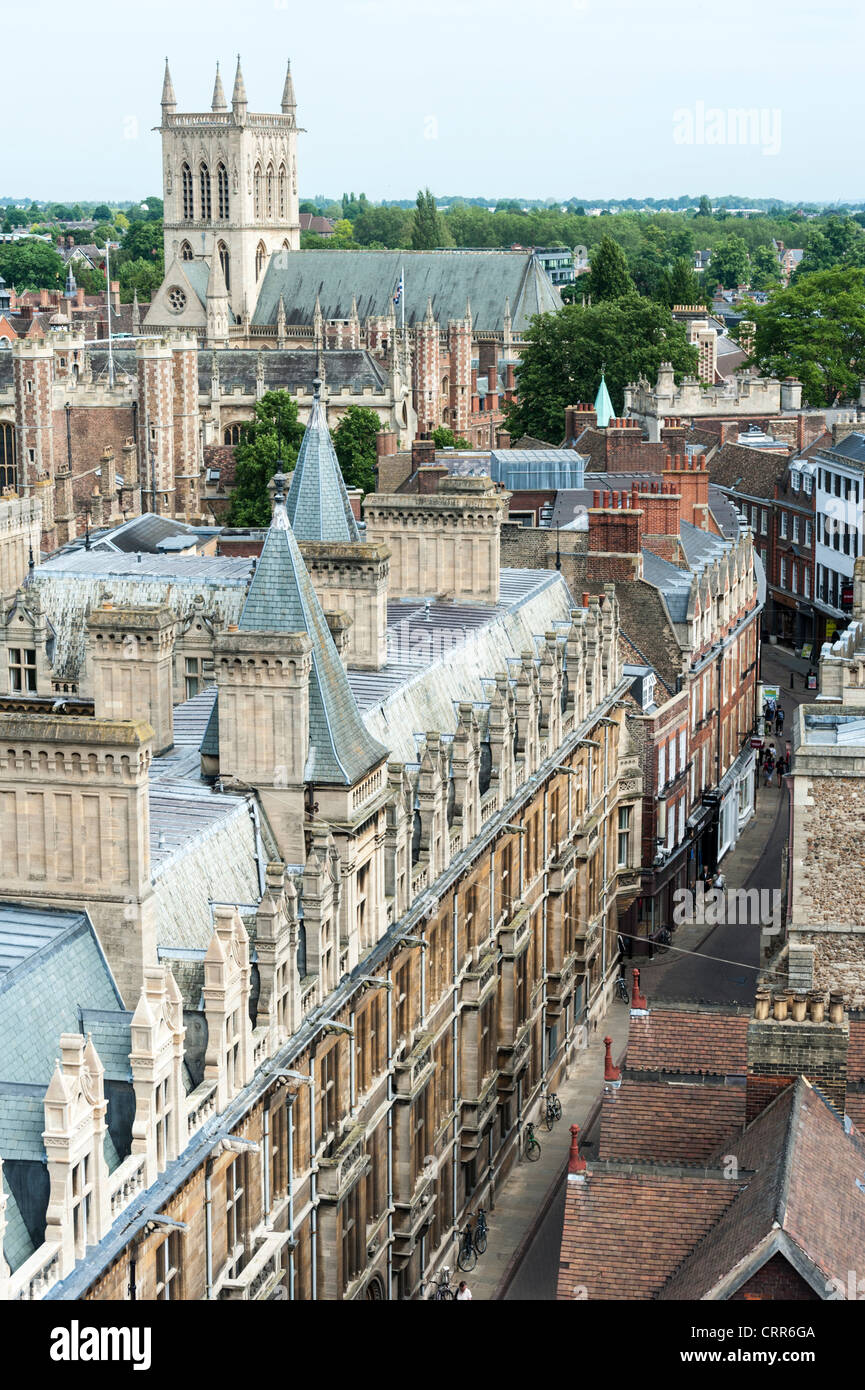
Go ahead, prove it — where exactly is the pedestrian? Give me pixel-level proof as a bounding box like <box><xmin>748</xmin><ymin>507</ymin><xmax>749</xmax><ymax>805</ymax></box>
<box><xmin>714</xmin><ymin>870</ymin><xmax>726</xmax><ymax>892</ymax></box>
<box><xmin>456</xmin><ymin>1280</ymin><xmax>472</xmax><ymax>1301</ymax></box>
<box><xmin>777</xmin><ymin>754</ymin><xmax>787</xmax><ymax>785</ymax></box>
<box><xmin>764</xmin><ymin>754</ymin><xmax>774</xmax><ymax>786</ymax></box>
<box><xmin>776</xmin><ymin>706</ymin><xmax>785</xmax><ymax>735</ymax></box>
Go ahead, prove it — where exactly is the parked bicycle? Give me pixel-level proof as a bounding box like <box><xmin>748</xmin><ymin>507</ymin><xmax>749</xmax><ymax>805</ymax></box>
<box><xmin>524</xmin><ymin>1122</ymin><xmax>541</xmax><ymax>1161</ymax></box>
<box><xmin>432</xmin><ymin>1264</ymin><xmax>454</xmax><ymax>1300</ymax></box>
<box><xmin>542</xmin><ymin>1091</ymin><xmax>563</xmax><ymax>1131</ymax></box>
<box><xmin>473</xmin><ymin>1207</ymin><xmax>488</xmax><ymax>1256</ymax></box>
<box><xmin>457</xmin><ymin>1221</ymin><xmax>478</xmax><ymax>1272</ymax></box>
<box><xmin>615</xmin><ymin>973</ymin><xmax>629</xmax><ymax>1004</ymax></box>
<box><xmin>652</xmin><ymin>926</ymin><xmax>672</xmax><ymax>958</ymax></box>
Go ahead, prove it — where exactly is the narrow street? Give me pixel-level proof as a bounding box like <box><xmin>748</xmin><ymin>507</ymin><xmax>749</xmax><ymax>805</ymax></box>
<box><xmin>499</xmin><ymin>644</ymin><xmax>814</xmax><ymax>1299</ymax></box>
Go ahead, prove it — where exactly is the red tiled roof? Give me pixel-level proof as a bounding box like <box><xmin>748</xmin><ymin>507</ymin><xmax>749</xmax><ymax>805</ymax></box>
<box><xmin>598</xmin><ymin>1077</ymin><xmax>746</xmax><ymax>1164</ymax></box>
<box><xmin>626</xmin><ymin>1007</ymin><xmax>749</xmax><ymax>1075</ymax></box>
<box><xmin>557</xmin><ymin>1168</ymin><xmax>745</xmax><ymax>1300</ymax></box>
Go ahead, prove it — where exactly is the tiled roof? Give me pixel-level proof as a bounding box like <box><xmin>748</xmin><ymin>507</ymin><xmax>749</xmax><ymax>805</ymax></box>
<box><xmin>626</xmin><ymin>1007</ymin><xmax>750</xmax><ymax>1075</ymax></box>
<box><xmin>598</xmin><ymin>1076</ymin><xmax>746</xmax><ymax>1164</ymax></box>
<box><xmin>237</xmin><ymin>498</ymin><xmax>386</xmax><ymax>785</ymax></box>
<box><xmin>2</xmin><ymin>1171</ymin><xmax>37</xmax><ymax>1272</ymax></box>
<box><xmin>78</xmin><ymin>1010</ymin><xmax>133</xmax><ymax>1082</ymax></box>
<box><xmin>614</xmin><ymin>581</ymin><xmax>682</xmax><ymax>691</ymax></box>
<box><xmin>709</xmin><ymin>440</ymin><xmax>788</xmax><ymax>499</ymax></box>
<box><xmin>660</xmin><ymin>1079</ymin><xmax>865</xmax><ymax>1299</ymax></box>
<box><xmin>252</xmin><ymin>249</ymin><xmax>561</xmax><ymax>331</ymax></box>
<box><xmin>286</xmin><ymin>395</ymin><xmax>361</xmax><ymax>543</ymax></box>
<box><xmin>557</xmin><ymin>1167</ymin><xmax>744</xmax><ymax>1300</ymax></box>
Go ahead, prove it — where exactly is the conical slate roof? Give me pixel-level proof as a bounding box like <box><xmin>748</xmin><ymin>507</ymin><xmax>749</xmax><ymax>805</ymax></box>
<box><xmin>238</xmin><ymin>480</ymin><xmax>385</xmax><ymax>785</ymax></box>
<box><xmin>285</xmin><ymin>385</ymin><xmax>360</xmax><ymax>543</ymax></box>
<box><xmin>594</xmin><ymin>372</ymin><xmax>615</xmax><ymax>428</ymax></box>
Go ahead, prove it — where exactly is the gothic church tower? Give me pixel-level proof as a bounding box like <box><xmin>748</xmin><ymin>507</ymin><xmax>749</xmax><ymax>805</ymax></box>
<box><xmin>150</xmin><ymin>58</ymin><xmax>300</xmax><ymax>326</ymax></box>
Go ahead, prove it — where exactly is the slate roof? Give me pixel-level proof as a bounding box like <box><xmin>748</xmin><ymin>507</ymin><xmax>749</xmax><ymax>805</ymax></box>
<box><xmin>196</xmin><ymin>348</ymin><xmax>387</xmax><ymax>396</ymax></box>
<box><xmin>826</xmin><ymin>431</ymin><xmax>865</xmax><ymax>466</ymax></box>
<box><xmin>0</xmin><ymin>905</ymin><xmax>124</xmax><ymax>1088</ymax></box>
<box><xmin>252</xmin><ymin>249</ymin><xmax>562</xmax><ymax>331</ymax></box>
<box><xmin>91</xmin><ymin>514</ymin><xmax>200</xmax><ymax>555</ymax></box>
<box><xmin>286</xmin><ymin>394</ymin><xmax>361</xmax><ymax>543</ymax></box>
<box><xmin>237</xmin><ymin>494</ymin><xmax>387</xmax><ymax>785</ymax></box>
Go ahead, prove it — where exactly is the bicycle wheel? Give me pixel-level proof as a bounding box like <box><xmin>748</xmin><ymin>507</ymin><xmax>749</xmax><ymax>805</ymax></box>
<box><xmin>552</xmin><ymin>1097</ymin><xmax>562</xmax><ymax>1122</ymax></box>
<box><xmin>542</xmin><ymin>1105</ymin><xmax>554</xmax><ymax>1132</ymax></box>
<box><xmin>435</xmin><ymin>1285</ymin><xmax>452</xmax><ymax>1301</ymax></box>
<box><xmin>526</xmin><ymin>1138</ymin><xmax>541</xmax><ymax>1162</ymax></box>
<box><xmin>457</xmin><ymin>1243</ymin><xmax>477</xmax><ymax>1272</ymax></box>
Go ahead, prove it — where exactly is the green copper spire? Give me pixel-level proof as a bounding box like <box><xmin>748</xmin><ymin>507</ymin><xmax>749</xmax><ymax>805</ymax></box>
<box><xmin>594</xmin><ymin>371</ymin><xmax>615</xmax><ymax>428</ymax></box>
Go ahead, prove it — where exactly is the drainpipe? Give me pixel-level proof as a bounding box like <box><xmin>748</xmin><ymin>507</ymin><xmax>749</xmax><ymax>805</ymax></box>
<box><xmin>386</xmin><ymin>965</ymin><xmax>394</xmax><ymax>1300</ymax></box>
<box><xmin>287</xmin><ymin>1091</ymin><xmax>296</xmax><ymax>1300</ymax></box>
<box><xmin>451</xmin><ymin>892</ymin><xmax>459</xmax><ymax>1225</ymax></box>
<box><xmin>309</xmin><ymin>1057</ymin><xmax>318</xmax><ymax>1302</ymax></box>
<box><xmin>262</xmin><ymin>1105</ymin><xmax>271</xmax><ymax>1221</ymax></box>
<box><xmin>204</xmin><ymin>1156</ymin><xmax>214</xmax><ymax>1300</ymax></box>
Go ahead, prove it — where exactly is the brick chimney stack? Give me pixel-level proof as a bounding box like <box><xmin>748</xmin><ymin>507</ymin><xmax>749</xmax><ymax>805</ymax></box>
<box><xmin>662</xmin><ymin>452</ymin><xmax>710</xmax><ymax>530</ymax></box>
<box><xmin>565</xmin><ymin>402</ymin><xmax>598</xmax><ymax>441</ymax></box>
<box><xmin>587</xmin><ymin>490</ymin><xmax>644</xmax><ymax>580</ymax></box>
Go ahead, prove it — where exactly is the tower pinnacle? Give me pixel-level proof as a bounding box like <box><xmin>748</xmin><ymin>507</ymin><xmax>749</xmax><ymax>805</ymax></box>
<box><xmin>161</xmin><ymin>58</ymin><xmax>177</xmax><ymax>114</ymax></box>
<box><xmin>232</xmin><ymin>55</ymin><xmax>247</xmax><ymax>120</ymax></box>
<box><xmin>281</xmin><ymin>59</ymin><xmax>297</xmax><ymax>114</ymax></box>
<box><xmin>212</xmin><ymin>61</ymin><xmax>227</xmax><ymax>112</ymax></box>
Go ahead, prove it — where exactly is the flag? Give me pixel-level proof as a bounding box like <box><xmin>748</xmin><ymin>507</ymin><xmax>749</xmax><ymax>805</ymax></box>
<box><xmin>393</xmin><ymin>272</ymin><xmax>403</xmax><ymax>307</ymax></box>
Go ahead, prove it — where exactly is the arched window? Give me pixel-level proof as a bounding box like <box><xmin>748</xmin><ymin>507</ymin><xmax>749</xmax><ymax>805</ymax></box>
<box><xmin>278</xmin><ymin>164</ymin><xmax>286</xmax><ymax>219</ymax></box>
<box><xmin>255</xmin><ymin>241</ymin><xmax>267</xmax><ymax>279</ymax></box>
<box><xmin>218</xmin><ymin>241</ymin><xmax>230</xmax><ymax>292</ymax></box>
<box><xmin>223</xmin><ymin>423</ymin><xmax>243</xmax><ymax>445</ymax></box>
<box><xmin>253</xmin><ymin>164</ymin><xmax>262</xmax><ymax>219</ymax></box>
<box><xmin>180</xmin><ymin>240</ymin><xmax>193</xmax><ymax>261</ymax></box>
<box><xmin>217</xmin><ymin>162</ymin><xmax>229</xmax><ymax>220</ymax></box>
<box><xmin>0</xmin><ymin>422</ymin><xmax>16</xmax><ymax>492</ymax></box>
<box><xmin>199</xmin><ymin>162</ymin><xmax>211</xmax><ymax>220</ymax></box>
<box><xmin>181</xmin><ymin>163</ymin><xmax>193</xmax><ymax>221</ymax></box>
<box><xmin>282</xmin><ymin>239</ymin><xmax>290</xmax><ymax>251</ymax></box>
<box><xmin>265</xmin><ymin>164</ymin><xmax>274</xmax><ymax>219</ymax></box>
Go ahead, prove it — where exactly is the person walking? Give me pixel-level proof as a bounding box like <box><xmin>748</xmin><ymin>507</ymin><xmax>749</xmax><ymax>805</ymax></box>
<box><xmin>764</xmin><ymin>752</ymin><xmax>775</xmax><ymax>787</ymax></box>
<box><xmin>775</xmin><ymin>705</ymin><xmax>785</xmax><ymax>736</ymax></box>
<box><xmin>455</xmin><ymin>1281</ymin><xmax>473</xmax><ymax>1301</ymax></box>
<box><xmin>776</xmin><ymin>753</ymin><xmax>788</xmax><ymax>786</ymax></box>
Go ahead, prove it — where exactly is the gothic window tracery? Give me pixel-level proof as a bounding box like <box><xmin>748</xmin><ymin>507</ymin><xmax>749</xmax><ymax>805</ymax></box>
<box><xmin>266</xmin><ymin>164</ymin><xmax>274</xmax><ymax>219</ymax></box>
<box><xmin>181</xmin><ymin>163</ymin><xmax>193</xmax><ymax>221</ymax></box>
<box><xmin>217</xmin><ymin>162</ymin><xmax>229</xmax><ymax>219</ymax></box>
<box><xmin>255</xmin><ymin>241</ymin><xmax>267</xmax><ymax>279</ymax></box>
<box><xmin>253</xmin><ymin>164</ymin><xmax>262</xmax><ymax>219</ymax></box>
<box><xmin>278</xmin><ymin>164</ymin><xmax>286</xmax><ymax>219</ymax></box>
<box><xmin>218</xmin><ymin>241</ymin><xmax>231</xmax><ymax>292</ymax></box>
<box><xmin>200</xmin><ymin>162</ymin><xmax>211</xmax><ymax>220</ymax></box>
<box><xmin>180</xmin><ymin>241</ymin><xmax>193</xmax><ymax>261</ymax></box>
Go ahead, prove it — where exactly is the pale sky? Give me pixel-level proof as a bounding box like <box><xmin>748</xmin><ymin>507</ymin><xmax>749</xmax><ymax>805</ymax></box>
<box><xmin>4</xmin><ymin>0</ymin><xmax>863</xmax><ymax>204</ymax></box>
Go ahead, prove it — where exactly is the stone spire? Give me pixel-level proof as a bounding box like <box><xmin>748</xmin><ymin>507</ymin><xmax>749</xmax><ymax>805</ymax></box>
<box><xmin>313</xmin><ymin>292</ymin><xmax>323</xmax><ymax>349</ymax></box>
<box><xmin>277</xmin><ymin>293</ymin><xmax>287</xmax><ymax>346</ymax></box>
<box><xmin>281</xmin><ymin>59</ymin><xmax>297</xmax><ymax>115</ymax></box>
<box><xmin>425</xmin><ymin>296</ymin><xmax>435</xmax><ymax>324</ymax></box>
<box><xmin>206</xmin><ymin>251</ymin><xmax>230</xmax><ymax>343</ymax></box>
<box><xmin>286</xmin><ymin>377</ymin><xmax>361</xmax><ymax>544</ymax></box>
<box><xmin>238</xmin><ymin>475</ymin><xmax>386</xmax><ymax>786</ymax></box>
<box><xmin>465</xmin><ymin>297</ymin><xmax>473</xmax><ymax>329</ymax></box>
<box><xmin>594</xmin><ymin>370</ymin><xmax>615</xmax><ymax>429</ymax></box>
<box><xmin>232</xmin><ymin>55</ymin><xmax>247</xmax><ymax>121</ymax></box>
<box><xmin>161</xmin><ymin>58</ymin><xmax>177</xmax><ymax>114</ymax></box>
<box><xmin>211</xmin><ymin>61</ymin><xmax>228</xmax><ymax>112</ymax></box>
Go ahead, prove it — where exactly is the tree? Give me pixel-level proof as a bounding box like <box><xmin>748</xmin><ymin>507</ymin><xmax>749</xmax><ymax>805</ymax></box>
<box><xmin>121</xmin><ymin>219</ymin><xmax>163</xmax><ymax>263</ymax></box>
<box><xmin>142</xmin><ymin>196</ymin><xmax>163</xmax><ymax>222</ymax></box>
<box><xmin>584</xmin><ymin>234</ymin><xmax>634</xmax><ymax>302</ymax></box>
<box><xmin>749</xmin><ymin>243</ymin><xmax>782</xmax><ymax>292</ymax></box>
<box><xmin>411</xmin><ymin>188</ymin><xmax>448</xmax><ymax>250</ymax></box>
<box><xmin>332</xmin><ymin>406</ymin><xmax>382</xmax><ymax>494</ymax></box>
<box><xmin>431</xmin><ymin>426</ymin><xmax>470</xmax><ymax>450</ymax></box>
<box><xmin>747</xmin><ymin>267</ymin><xmax>865</xmax><ymax>407</ymax></box>
<box><xmin>116</xmin><ymin>258</ymin><xmax>163</xmax><ymax>301</ymax></box>
<box><xmin>353</xmin><ymin>206</ymin><xmax>413</xmax><ymax>248</ymax></box>
<box><xmin>696</xmin><ymin>194</ymin><xmax>712</xmax><ymax>218</ymax></box>
<box><xmin>667</xmin><ymin>256</ymin><xmax>710</xmax><ymax>308</ymax></box>
<box><xmin>227</xmin><ymin>391</ymin><xmax>305</xmax><ymax>526</ymax></box>
<box><xmin>0</xmin><ymin>240</ymin><xmax>66</xmax><ymax>290</ymax></box>
<box><xmin>92</xmin><ymin>204</ymin><xmax>112</xmax><ymax>222</ymax></box>
<box><xmin>795</xmin><ymin>216</ymin><xmax>865</xmax><ymax>278</ymax></box>
<box><xmin>504</xmin><ymin>294</ymin><xmax>698</xmax><ymax>442</ymax></box>
<box><xmin>710</xmin><ymin>234</ymin><xmax>750</xmax><ymax>289</ymax></box>
<box><xmin>340</xmin><ymin>192</ymin><xmax>369</xmax><ymax>222</ymax></box>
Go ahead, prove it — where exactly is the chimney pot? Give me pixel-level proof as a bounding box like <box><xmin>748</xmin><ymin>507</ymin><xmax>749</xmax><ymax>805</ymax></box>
<box><xmin>808</xmin><ymin>990</ymin><xmax>825</xmax><ymax>1023</ymax></box>
<box><xmin>772</xmin><ymin>992</ymin><xmax>788</xmax><ymax>1022</ymax></box>
<box><xmin>603</xmin><ymin>1035</ymin><xmax>621</xmax><ymax>1084</ymax></box>
<box><xmin>582</xmin><ymin>591</ymin><xmax>590</xmax><ymax>608</ymax></box>
<box><xmin>829</xmin><ymin>991</ymin><xmax>845</xmax><ymax>1025</ymax></box>
<box><xmin>567</xmin><ymin>1124</ymin><xmax>587</xmax><ymax>1178</ymax></box>
<box><xmin>791</xmin><ymin>993</ymin><xmax>807</xmax><ymax>1022</ymax></box>
<box><xmin>754</xmin><ymin>988</ymin><xmax>771</xmax><ymax>1020</ymax></box>
<box><xmin>631</xmin><ymin>967</ymin><xmax>647</xmax><ymax>1011</ymax></box>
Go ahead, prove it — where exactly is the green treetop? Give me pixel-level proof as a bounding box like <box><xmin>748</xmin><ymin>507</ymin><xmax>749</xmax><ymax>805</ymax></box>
<box><xmin>227</xmin><ymin>391</ymin><xmax>305</xmax><ymax>527</ymax></box>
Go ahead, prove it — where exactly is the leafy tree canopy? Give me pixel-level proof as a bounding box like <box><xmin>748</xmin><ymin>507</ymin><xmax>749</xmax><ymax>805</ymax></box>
<box><xmin>226</xmin><ymin>391</ymin><xmax>305</xmax><ymax>527</ymax></box>
<box><xmin>121</xmin><ymin>219</ymin><xmax>163</xmax><ymax>263</ymax></box>
<box><xmin>584</xmin><ymin>234</ymin><xmax>634</xmax><ymax>302</ymax></box>
<box><xmin>747</xmin><ymin>267</ymin><xmax>865</xmax><ymax>407</ymax></box>
<box><xmin>0</xmin><ymin>239</ymin><xmax>66</xmax><ymax>290</ymax></box>
<box><xmin>431</xmin><ymin>426</ymin><xmax>470</xmax><ymax>449</ymax></box>
<box><xmin>411</xmin><ymin>188</ymin><xmax>450</xmax><ymax>250</ymax></box>
<box><xmin>504</xmin><ymin>294</ymin><xmax>698</xmax><ymax>442</ymax></box>
<box><xmin>332</xmin><ymin>405</ymin><xmax>382</xmax><ymax>494</ymax></box>
<box><xmin>709</xmin><ymin>233</ymin><xmax>750</xmax><ymax>289</ymax></box>
<box><xmin>92</xmin><ymin>204</ymin><xmax>112</xmax><ymax>222</ymax></box>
